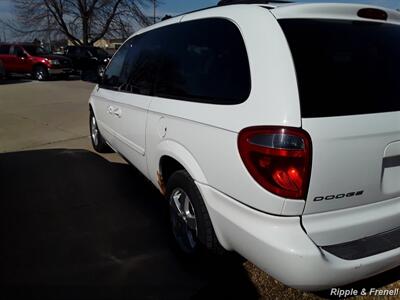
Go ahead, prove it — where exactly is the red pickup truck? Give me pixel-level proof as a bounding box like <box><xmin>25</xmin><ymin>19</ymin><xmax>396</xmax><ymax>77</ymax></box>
<box><xmin>0</xmin><ymin>43</ymin><xmax>72</xmax><ymax>81</ymax></box>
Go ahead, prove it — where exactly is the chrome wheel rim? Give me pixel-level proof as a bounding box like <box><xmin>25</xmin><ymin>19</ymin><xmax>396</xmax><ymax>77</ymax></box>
<box><xmin>91</xmin><ymin>115</ymin><xmax>99</xmax><ymax>146</ymax></box>
<box><xmin>98</xmin><ymin>65</ymin><xmax>105</xmax><ymax>77</ymax></box>
<box><xmin>35</xmin><ymin>69</ymin><xmax>45</xmax><ymax>80</ymax></box>
<box><xmin>169</xmin><ymin>188</ymin><xmax>198</xmax><ymax>252</ymax></box>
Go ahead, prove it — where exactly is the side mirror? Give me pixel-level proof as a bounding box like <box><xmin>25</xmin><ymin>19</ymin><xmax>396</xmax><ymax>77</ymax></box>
<box><xmin>82</xmin><ymin>70</ymin><xmax>104</xmax><ymax>84</ymax></box>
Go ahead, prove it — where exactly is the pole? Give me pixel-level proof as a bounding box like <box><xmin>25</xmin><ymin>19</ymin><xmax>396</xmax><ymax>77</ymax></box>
<box><xmin>153</xmin><ymin>0</ymin><xmax>156</xmax><ymax>24</ymax></box>
<box><xmin>47</xmin><ymin>13</ymin><xmax>52</xmax><ymax>50</ymax></box>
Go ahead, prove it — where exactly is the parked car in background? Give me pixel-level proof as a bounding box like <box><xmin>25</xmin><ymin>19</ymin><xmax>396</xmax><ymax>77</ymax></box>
<box><xmin>0</xmin><ymin>59</ymin><xmax>4</xmax><ymax>79</ymax></box>
<box><xmin>0</xmin><ymin>43</ymin><xmax>72</xmax><ymax>81</ymax></box>
<box><xmin>64</xmin><ymin>46</ymin><xmax>111</xmax><ymax>80</ymax></box>
<box><xmin>88</xmin><ymin>0</ymin><xmax>400</xmax><ymax>291</ymax></box>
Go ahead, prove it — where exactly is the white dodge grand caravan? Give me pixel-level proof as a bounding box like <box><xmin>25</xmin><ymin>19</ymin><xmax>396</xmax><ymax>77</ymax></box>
<box><xmin>88</xmin><ymin>0</ymin><xmax>400</xmax><ymax>290</ymax></box>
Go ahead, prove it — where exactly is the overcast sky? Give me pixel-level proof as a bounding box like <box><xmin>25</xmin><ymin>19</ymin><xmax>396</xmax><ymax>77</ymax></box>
<box><xmin>0</xmin><ymin>0</ymin><xmax>399</xmax><ymax>40</ymax></box>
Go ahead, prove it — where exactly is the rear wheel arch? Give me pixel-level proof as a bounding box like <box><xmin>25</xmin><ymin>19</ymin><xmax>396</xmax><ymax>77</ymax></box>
<box><xmin>156</xmin><ymin>141</ymin><xmax>208</xmax><ymax>187</ymax></box>
<box><xmin>159</xmin><ymin>156</ymin><xmax>185</xmax><ymax>186</ymax></box>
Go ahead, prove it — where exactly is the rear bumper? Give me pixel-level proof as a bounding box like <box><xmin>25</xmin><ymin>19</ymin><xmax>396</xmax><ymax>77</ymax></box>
<box><xmin>196</xmin><ymin>182</ymin><xmax>400</xmax><ymax>291</ymax></box>
<box><xmin>302</xmin><ymin>196</ymin><xmax>400</xmax><ymax>246</ymax></box>
<box><xmin>322</xmin><ymin>226</ymin><xmax>400</xmax><ymax>260</ymax></box>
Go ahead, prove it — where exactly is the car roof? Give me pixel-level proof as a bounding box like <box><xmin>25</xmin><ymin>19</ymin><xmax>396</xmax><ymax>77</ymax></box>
<box><xmin>171</xmin><ymin>1</ymin><xmax>400</xmax><ymax>24</ymax></box>
<box><xmin>129</xmin><ymin>1</ymin><xmax>400</xmax><ymax>42</ymax></box>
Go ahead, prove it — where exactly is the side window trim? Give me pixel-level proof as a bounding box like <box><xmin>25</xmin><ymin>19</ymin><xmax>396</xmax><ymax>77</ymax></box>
<box><xmin>100</xmin><ymin>17</ymin><xmax>251</xmax><ymax>105</ymax></box>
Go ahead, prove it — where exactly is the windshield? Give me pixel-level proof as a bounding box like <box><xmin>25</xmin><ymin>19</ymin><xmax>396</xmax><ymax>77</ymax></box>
<box><xmin>279</xmin><ymin>19</ymin><xmax>400</xmax><ymax>118</ymax></box>
<box><xmin>23</xmin><ymin>45</ymin><xmax>50</xmax><ymax>56</ymax></box>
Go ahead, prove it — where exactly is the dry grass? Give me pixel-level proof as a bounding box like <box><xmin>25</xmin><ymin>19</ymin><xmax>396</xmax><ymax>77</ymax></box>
<box><xmin>243</xmin><ymin>261</ymin><xmax>400</xmax><ymax>300</ymax></box>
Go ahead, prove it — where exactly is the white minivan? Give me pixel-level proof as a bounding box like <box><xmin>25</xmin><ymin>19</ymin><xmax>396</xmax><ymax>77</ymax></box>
<box><xmin>88</xmin><ymin>0</ymin><xmax>400</xmax><ymax>290</ymax></box>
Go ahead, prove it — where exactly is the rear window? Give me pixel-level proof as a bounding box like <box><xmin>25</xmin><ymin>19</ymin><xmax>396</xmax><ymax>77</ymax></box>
<box><xmin>279</xmin><ymin>19</ymin><xmax>400</xmax><ymax>118</ymax></box>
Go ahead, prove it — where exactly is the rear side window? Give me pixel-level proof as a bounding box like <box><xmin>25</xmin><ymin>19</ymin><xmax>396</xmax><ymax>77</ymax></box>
<box><xmin>156</xmin><ymin>18</ymin><xmax>251</xmax><ymax>104</ymax></box>
<box><xmin>12</xmin><ymin>46</ymin><xmax>24</xmax><ymax>56</ymax></box>
<box><xmin>279</xmin><ymin>19</ymin><xmax>400</xmax><ymax>118</ymax></box>
<box><xmin>0</xmin><ymin>45</ymin><xmax>10</xmax><ymax>54</ymax></box>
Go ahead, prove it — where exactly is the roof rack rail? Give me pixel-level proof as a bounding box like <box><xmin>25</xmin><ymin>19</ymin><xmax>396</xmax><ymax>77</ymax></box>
<box><xmin>170</xmin><ymin>0</ymin><xmax>293</xmax><ymax>21</ymax></box>
<box><xmin>217</xmin><ymin>0</ymin><xmax>293</xmax><ymax>6</ymax></box>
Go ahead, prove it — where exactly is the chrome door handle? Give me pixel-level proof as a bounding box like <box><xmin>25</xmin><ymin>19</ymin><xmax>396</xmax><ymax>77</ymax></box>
<box><xmin>114</xmin><ymin>108</ymin><xmax>122</xmax><ymax>118</ymax></box>
<box><xmin>107</xmin><ymin>106</ymin><xmax>114</xmax><ymax>114</ymax></box>
<box><xmin>107</xmin><ymin>105</ymin><xmax>122</xmax><ymax>117</ymax></box>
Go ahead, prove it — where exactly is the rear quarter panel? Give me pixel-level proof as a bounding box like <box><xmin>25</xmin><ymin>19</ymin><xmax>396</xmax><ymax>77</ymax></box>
<box><xmin>146</xmin><ymin>5</ymin><xmax>304</xmax><ymax>215</ymax></box>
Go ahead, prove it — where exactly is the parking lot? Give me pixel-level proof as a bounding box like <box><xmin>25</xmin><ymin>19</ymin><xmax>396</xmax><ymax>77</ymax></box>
<box><xmin>0</xmin><ymin>79</ymin><xmax>399</xmax><ymax>299</ymax></box>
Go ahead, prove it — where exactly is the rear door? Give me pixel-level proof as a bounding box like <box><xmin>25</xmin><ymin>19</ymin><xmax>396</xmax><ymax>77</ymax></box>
<box><xmin>8</xmin><ymin>46</ymin><xmax>31</xmax><ymax>73</ymax></box>
<box><xmin>279</xmin><ymin>18</ymin><xmax>400</xmax><ymax>215</ymax></box>
<box><xmin>5</xmin><ymin>45</ymin><xmax>19</xmax><ymax>73</ymax></box>
<box><xmin>15</xmin><ymin>46</ymin><xmax>33</xmax><ymax>73</ymax></box>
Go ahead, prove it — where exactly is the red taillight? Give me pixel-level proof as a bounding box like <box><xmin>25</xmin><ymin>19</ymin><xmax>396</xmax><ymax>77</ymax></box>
<box><xmin>238</xmin><ymin>126</ymin><xmax>312</xmax><ymax>199</ymax></box>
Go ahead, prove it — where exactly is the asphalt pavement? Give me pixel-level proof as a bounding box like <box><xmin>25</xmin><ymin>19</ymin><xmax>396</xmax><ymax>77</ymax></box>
<box><xmin>0</xmin><ymin>79</ymin><xmax>257</xmax><ymax>299</ymax></box>
<box><xmin>0</xmin><ymin>148</ymin><xmax>258</xmax><ymax>300</ymax></box>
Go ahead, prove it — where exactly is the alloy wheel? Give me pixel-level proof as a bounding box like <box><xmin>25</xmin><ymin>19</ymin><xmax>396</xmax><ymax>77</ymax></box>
<box><xmin>91</xmin><ymin>115</ymin><xmax>99</xmax><ymax>146</ymax></box>
<box><xmin>169</xmin><ymin>188</ymin><xmax>198</xmax><ymax>253</ymax></box>
<box><xmin>35</xmin><ymin>68</ymin><xmax>45</xmax><ymax>80</ymax></box>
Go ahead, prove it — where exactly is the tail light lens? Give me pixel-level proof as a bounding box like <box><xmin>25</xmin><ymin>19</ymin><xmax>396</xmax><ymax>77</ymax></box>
<box><xmin>238</xmin><ymin>126</ymin><xmax>312</xmax><ymax>199</ymax></box>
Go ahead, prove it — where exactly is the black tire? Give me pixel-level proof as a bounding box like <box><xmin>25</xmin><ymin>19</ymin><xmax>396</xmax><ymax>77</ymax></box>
<box><xmin>166</xmin><ymin>170</ymin><xmax>225</xmax><ymax>255</ymax></box>
<box><xmin>0</xmin><ymin>60</ymin><xmax>5</xmax><ymax>79</ymax></box>
<box><xmin>89</xmin><ymin>108</ymin><xmax>112</xmax><ymax>153</ymax></box>
<box><xmin>32</xmin><ymin>65</ymin><xmax>49</xmax><ymax>81</ymax></box>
